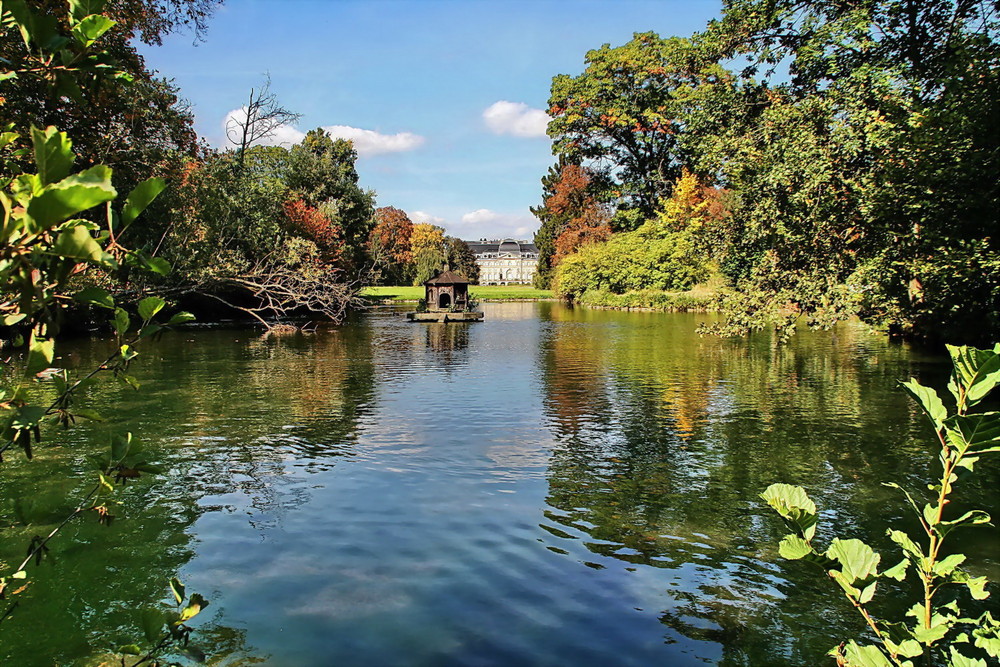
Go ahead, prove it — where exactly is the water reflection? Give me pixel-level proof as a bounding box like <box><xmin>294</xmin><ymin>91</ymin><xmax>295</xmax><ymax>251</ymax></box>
<box><xmin>536</xmin><ymin>307</ymin><xmax>998</xmax><ymax>664</ymax></box>
<box><xmin>1</xmin><ymin>305</ymin><xmax>996</xmax><ymax>665</ymax></box>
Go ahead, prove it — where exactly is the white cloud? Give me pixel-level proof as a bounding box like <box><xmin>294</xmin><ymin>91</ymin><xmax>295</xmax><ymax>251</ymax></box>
<box><xmin>321</xmin><ymin>125</ymin><xmax>425</xmax><ymax>156</ymax></box>
<box><xmin>220</xmin><ymin>109</ymin><xmax>424</xmax><ymax>156</ymax></box>
<box><xmin>482</xmin><ymin>101</ymin><xmax>549</xmax><ymax>138</ymax></box>
<box><xmin>461</xmin><ymin>208</ymin><xmax>501</xmax><ymax>224</ymax></box>
<box><xmin>409</xmin><ymin>210</ymin><xmax>446</xmax><ymax>226</ymax></box>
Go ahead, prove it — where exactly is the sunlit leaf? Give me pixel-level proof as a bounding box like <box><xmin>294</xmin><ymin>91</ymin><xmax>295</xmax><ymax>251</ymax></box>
<box><xmin>120</xmin><ymin>177</ymin><xmax>166</xmax><ymax>229</ymax></box>
<box><xmin>826</xmin><ymin>538</ymin><xmax>880</xmax><ymax>584</ymax></box>
<box><xmin>31</xmin><ymin>126</ymin><xmax>73</xmax><ymax>186</ymax></box>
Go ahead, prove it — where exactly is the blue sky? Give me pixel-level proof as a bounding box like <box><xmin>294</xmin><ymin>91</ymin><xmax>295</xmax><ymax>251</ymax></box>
<box><xmin>138</xmin><ymin>0</ymin><xmax>722</xmax><ymax>240</ymax></box>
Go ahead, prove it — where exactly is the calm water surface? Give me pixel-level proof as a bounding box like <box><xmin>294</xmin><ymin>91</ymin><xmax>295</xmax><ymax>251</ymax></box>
<box><xmin>2</xmin><ymin>303</ymin><xmax>997</xmax><ymax>665</ymax></box>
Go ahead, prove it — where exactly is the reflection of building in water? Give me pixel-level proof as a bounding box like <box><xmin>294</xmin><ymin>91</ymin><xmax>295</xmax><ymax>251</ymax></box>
<box><xmin>466</xmin><ymin>239</ymin><xmax>538</xmax><ymax>285</ymax></box>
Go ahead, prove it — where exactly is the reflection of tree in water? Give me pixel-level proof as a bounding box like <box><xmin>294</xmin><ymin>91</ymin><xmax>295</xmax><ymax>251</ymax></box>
<box><xmin>0</xmin><ymin>322</ymin><xmax>379</xmax><ymax>664</ymax></box>
<box><xmin>535</xmin><ymin>307</ymin><xmax>993</xmax><ymax>664</ymax></box>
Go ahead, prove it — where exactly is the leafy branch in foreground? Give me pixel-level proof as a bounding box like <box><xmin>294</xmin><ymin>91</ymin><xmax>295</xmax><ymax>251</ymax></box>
<box><xmin>1</xmin><ymin>2</ymin><xmax>207</xmax><ymax>660</ymax></box>
<box><xmin>762</xmin><ymin>344</ymin><xmax>1000</xmax><ymax>666</ymax></box>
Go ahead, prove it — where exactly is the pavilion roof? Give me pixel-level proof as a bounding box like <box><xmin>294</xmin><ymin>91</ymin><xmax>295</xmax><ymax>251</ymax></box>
<box><xmin>424</xmin><ymin>270</ymin><xmax>471</xmax><ymax>285</ymax></box>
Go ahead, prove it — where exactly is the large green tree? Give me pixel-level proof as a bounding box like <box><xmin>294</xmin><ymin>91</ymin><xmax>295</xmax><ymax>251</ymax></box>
<box><xmin>699</xmin><ymin>0</ymin><xmax>1000</xmax><ymax>342</ymax></box>
<box><xmin>284</xmin><ymin>129</ymin><xmax>375</xmax><ymax>274</ymax></box>
<box><xmin>547</xmin><ymin>32</ymin><xmax>733</xmax><ymax>225</ymax></box>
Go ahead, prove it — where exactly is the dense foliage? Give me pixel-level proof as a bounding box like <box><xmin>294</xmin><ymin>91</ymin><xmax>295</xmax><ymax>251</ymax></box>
<box><xmin>539</xmin><ymin>0</ymin><xmax>1000</xmax><ymax>343</ymax></box>
<box><xmin>553</xmin><ymin>172</ymin><xmax>719</xmax><ymax>299</ymax></box>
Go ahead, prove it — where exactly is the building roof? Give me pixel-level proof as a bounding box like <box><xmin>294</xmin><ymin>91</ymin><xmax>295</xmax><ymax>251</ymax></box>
<box><xmin>465</xmin><ymin>239</ymin><xmax>539</xmax><ymax>255</ymax></box>
<box><xmin>424</xmin><ymin>269</ymin><xmax>471</xmax><ymax>285</ymax></box>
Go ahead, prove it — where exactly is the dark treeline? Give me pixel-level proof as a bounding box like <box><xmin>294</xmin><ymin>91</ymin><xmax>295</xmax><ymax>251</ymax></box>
<box><xmin>534</xmin><ymin>0</ymin><xmax>999</xmax><ymax>344</ymax></box>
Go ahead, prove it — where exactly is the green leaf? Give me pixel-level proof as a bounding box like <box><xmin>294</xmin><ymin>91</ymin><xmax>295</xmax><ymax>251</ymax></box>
<box><xmin>945</xmin><ymin>413</ymin><xmax>1000</xmax><ymax>454</ymax></box>
<box><xmin>937</xmin><ymin>510</ymin><xmax>992</xmax><ymax>537</ymax></box>
<box><xmin>900</xmin><ymin>379</ymin><xmax>947</xmax><ymax>429</ymax></box>
<box><xmin>169</xmin><ymin>577</ymin><xmax>185</xmax><ymax>605</ymax></box>
<box><xmin>51</xmin><ymin>225</ymin><xmax>104</xmax><ymax>263</ymax></box>
<box><xmin>826</xmin><ymin>538</ymin><xmax>880</xmax><ymax>584</ymax></box>
<box><xmin>933</xmin><ymin>553</ymin><xmax>966</xmax><ymax>577</ymax></box>
<box><xmin>778</xmin><ymin>534</ymin><xmax>814</xmax><ymax>560</ymax></box>
<box><xmin>98</xmin><ymin>472</ymin><xmax>115</xmax><ymax>493</ymax></box>
<box><xmin>913</xmin><ymin>621</ymin><xmax>950</xmax><ymax>645</ymax></box>
<box><xmin>166</xmin><ymin>311</ymin><xmax>196</xmax><ymax>325</ymax></box>
<box><xmin>69</xmin><ymin>0</ymin><xmax>107</xmax><ymax>22</ymax></box>
<box><xmin>858</xmin><ymin>580</ymin><xmax>877</xmax><ymax>604</ymax></box>
<box><xmin>11</xmin><ymin>571</ymin><xmax>27</xmax><ymax>580</ymax></box>
<box><xmin>2</xmin><ymin>313</ymin><xmax>27</xmax><ymax>325</ymax></box>
<box><xmin>947</xmin><ymin>345</ymin><xmax>1000</xmax><ymax>409</ymax></box>
<box><xmin>951</xmin><ymin>571</ymin><xmax>989</xmax><ymax>600</ymax></box>
<box><xmin>882</xmin><ymin>558</ymin><xmax>909</xmax><ymax>581</ymax></box>
<box><xmin>71</xmin><ymin>14</ymin><xmax>114</xmax><ymax>46</ymax></box>
<box><xmin>892</xmin><ymin>639</ymin><xmax>923</xmax><ymax>659</ymax></box>
<box><xmin>838</xmin><ymin>641</ymin><xmax>893</xmax><ymax>667</ymax></box>
<box><xmin>760</xmin><ymin>483</ymin><xmax>818</xmax><ymax>540</ymax></box>
<box><xmin>137</xmin><ymin>296</ymin><xmax>165</xmax><ymax>322</ymax></box>
<box><xmin>110</xmin><ymin>432</ymin><xmax>131</xmax><ymax>461</ymax></box>
<box><xmin>120</xmin><ymin>177</ymin><xmax>166</xmax><ymax>229</ymax></box>
<box><xmin>30</xmin><ymin>126</ymin><xmax>73</xmax><ymax>186</ymax></box>
<box><xmin>26</xmin><ymin>335</ymin><xmax>54</xmax><ymax>375</ymax></box>
<box><xmin>972</xmin><ymin>612</ymin><xmax>1000</xmax><ymax>657</ymax></box>
<box><xmin>25</xmin><ymin>165</ymin><xmax>116</xmax><ymax>230</ymax></box>
<box><xmin>113</xmin><ymin>307</ymin><xmax>129</xmax><ymax>336</ymax></box>
<box><xmin>141</xmin><ymin>607</ymin><xmax>165</xmax><ymax>643</ymax></box>
<box><xmin>949</xmin><ymin>646</ymin><xmax>987</xmax><ymax>667</ymax></box>
<box><xmin>117</xmin><ymin>645</ymin><xmax>142</xmax><ymax>656</ymax></box>
<box><xmin>73</xmin><ymin>286</ymin><xmax>114</xmax><ymax>309</ymax></box>
<box><xmin>178</xmin><ymin>593</ymin><xmax>208</xmax><ymax>622</ymax></box>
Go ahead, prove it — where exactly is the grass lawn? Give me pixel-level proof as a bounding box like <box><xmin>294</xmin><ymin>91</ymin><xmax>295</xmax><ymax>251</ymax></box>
<box><xmin>361</xmin><ymin>285</ymin><xmax>554</xmax><ymax>301</ymax></box>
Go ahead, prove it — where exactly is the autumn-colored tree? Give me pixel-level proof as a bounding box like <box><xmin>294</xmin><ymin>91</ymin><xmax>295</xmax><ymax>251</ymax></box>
<box><xmin>410</xmin><ymin>223</ymin><xmax>447</xmax><ymax>285</ymax></box>
<box><xmin>367</xmin><ymin>207</ymin><xmax>414</xmax><ymax>284</ymax></box>
<box><xmin>545</xmin><ymin>165</ymin><xmax>612</xmax><ymax>268</ymax></box>
<box><xmin>284</xmin><ymin>199</ymin><xmax>344</xmax><ymax>264</ymax></box>
<box><xmin>548</xmin><ymin>32</ymin><xmax>730</xmax><ymax>223</ymax></box>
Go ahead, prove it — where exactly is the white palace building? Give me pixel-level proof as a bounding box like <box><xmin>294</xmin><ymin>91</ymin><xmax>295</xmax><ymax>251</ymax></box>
<box><xmin>465</xmin><ymin>239</ymin><xmax>539</xmax><ymax>285</ymax></box>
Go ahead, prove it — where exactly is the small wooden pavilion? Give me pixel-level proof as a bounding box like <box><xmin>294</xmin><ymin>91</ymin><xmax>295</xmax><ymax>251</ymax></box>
<box><xmin>424</xmin><ymin>268</ymin><xmax>471</xmax><ymax>312</ymax></box>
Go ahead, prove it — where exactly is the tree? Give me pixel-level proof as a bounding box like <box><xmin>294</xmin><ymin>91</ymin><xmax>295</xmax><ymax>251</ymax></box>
<box><xmin>284</xmin><ymin>128</ymin><xmax>375</xmax><ymax>273</ymax></box>
<box><xmin>226</xmin><ymin>75</ymin><xmax>301</xmax><ymax>170</ymax></box>
<box><xmin>700</xmin><ymin>0</ymin><xmax>1000</xmax><ymax>342</ymax></box>
<box><xmin>367</xmin><ymin>206</ymin><xmax>414</xmax><ymax>285</ymax></box>
<box><xmin>553</xmin><ymin>171</ymin><xmax>716</xmax><ymax>300</ymax></box>
<box><xmin>445</xmin><ymin>237</ymin><xmax>479</xmax><ymax>284</ymax></box>
<box><xmin>0</xmin><ymin>0</ymin><xmax>202</xmax><ymax>200</ymax></box>
<box><xmin>531</xmin><ymin>163</ymin><xmax>612</xmax><ymax>282</ymax></box>
<box><xmin>547</xmin><ymin>32</ymin><xmax>732</xmax><ymax>224</ymax></box>
<box><xmin>410</xmin><ymin>223</ymin><xmax>446</xmax><ymax>285</ymax></box>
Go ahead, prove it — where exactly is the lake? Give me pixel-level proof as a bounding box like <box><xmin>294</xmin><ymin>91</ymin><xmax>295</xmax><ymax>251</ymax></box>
<box><xmin>2</xmin><ymin>302</ymin><xmax>997</xmax><ymax>665</ymax></box>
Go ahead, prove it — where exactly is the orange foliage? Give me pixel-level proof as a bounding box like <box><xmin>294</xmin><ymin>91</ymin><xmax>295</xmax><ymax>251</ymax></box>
<box><xmin>283</xmin><ymin>199</ymin><xmax>344</xmax><ymax>261</ymax></box>
<box><xmin>367</xmin><ymin>206</ymin><xmax>414</xmax><ymax>264</ymax></box>
<box><xmin>547</xmin><ymin>165</ymin><xmax>612</xmax><ymax>267</ymax></box>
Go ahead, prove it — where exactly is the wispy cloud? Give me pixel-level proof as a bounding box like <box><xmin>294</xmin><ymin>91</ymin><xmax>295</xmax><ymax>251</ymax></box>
<box><xmin>221</xmin><ymin>109</ymin><xmax>425</xmax><ymax>156</ymax></box>
<box><xmin>409</xmin><ymin>210</ymin><xmax>447</xmax><ymax>226</ymax></box>
<box><xmin>482</xmin><ymin>101</ymin><xmax>549</xmax><ymax>138</ymax></box>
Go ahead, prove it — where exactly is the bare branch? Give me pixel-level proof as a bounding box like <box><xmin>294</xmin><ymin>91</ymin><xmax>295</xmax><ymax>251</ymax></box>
<box><xmin>226</xmin><ymin>74</ymin><xmax>301</xmax><ymax>168</ymax></box>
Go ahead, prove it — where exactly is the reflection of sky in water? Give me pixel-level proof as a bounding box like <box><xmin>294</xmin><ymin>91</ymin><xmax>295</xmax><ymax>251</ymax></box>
<box><xmin>4</xmin><ymin>304</ymin><xmax>995</xmax><ymax>665</ymax></box>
